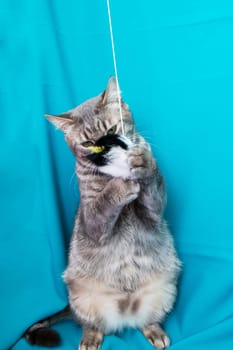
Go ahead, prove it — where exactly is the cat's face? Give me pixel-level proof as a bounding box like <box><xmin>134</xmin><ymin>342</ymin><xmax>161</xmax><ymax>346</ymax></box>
<box><xmin>46</xmin><ymin>77</ymin><xmax>135</xmax><ymax>178</ymax></box>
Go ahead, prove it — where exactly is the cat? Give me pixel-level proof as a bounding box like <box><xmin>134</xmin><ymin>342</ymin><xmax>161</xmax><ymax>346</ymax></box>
<box><xmin>25</xmin><ymin>77</ymin><xmax>181</xmax><ymax>350</ymax></box>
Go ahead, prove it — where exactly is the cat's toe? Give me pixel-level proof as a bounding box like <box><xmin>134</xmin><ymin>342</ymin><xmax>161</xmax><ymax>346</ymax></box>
<box><xmin>79</xmin><ymin>345</ymin><xmax>101</xmax><ymax>350</ymax></box>
<box><xmin>79</xmin><ymin>330</ymin><xmax>103</xmax><ymax>350</ymax></box>
<box><xmin>142</xmin><ymin>324</ymin><xmax>170</xmax><ymax>350</ymax></box>
<box><xmin>79</xmin><ymin>341</ymin><xmax>102</xmax><ymax>350</ymax></box>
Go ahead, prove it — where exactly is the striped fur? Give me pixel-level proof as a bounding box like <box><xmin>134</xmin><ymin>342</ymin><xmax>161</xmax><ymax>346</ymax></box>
<box><xmin>25</xmin><ymin>77</ymin><xmax>181</xmax><ymax>350</ymax></box>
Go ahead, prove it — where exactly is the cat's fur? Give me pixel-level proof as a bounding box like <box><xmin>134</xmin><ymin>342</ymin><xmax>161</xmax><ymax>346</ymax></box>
<box><xmin>25</xmin><ymin>77</ymin><xmax>181</xmax><ymax>350</ymax></box>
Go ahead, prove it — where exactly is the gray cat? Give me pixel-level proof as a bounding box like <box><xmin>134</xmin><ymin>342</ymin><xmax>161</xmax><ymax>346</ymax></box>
<box><xmin>25</xmin><ymin>77</ymin><xmax>181</xmax><ymax>350</ymax></box>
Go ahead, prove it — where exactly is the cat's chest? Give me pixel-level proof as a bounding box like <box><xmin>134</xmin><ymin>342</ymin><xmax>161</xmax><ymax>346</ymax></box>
<box><xmin>112</xmin><ymin>204</ymin><xmax>147</xmax><ymax>240</ymax></box>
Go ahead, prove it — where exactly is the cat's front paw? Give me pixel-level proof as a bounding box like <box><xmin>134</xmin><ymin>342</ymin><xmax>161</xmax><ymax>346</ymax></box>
<box><xmin>128</xmin><ymin>147</ymin><xmax>156</xmax><ymax>180</ymax></box>
<box><xmin>112</xmin><ymin>178</ymin><xmax>140</xmax><ymax>206</ymax></box>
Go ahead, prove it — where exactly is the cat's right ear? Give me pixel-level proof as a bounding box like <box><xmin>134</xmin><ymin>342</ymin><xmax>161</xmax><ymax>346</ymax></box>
<box><xmin>45</xmin><ymin>112</ymin><xmax>74</xmax><ymax>132</ymax></box>
<box><xmin>101</xmin><ymin>76</ymin><xmax>121</xmax><ymax>105</ymax></box>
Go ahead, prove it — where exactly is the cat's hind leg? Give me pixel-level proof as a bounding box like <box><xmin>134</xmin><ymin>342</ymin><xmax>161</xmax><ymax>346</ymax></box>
<box><xmin>79</xmin><ymin>327</ymin><xmax>103</xmax><ymax>350</ymax></box>
<box><xmin>142</xmin><ymin>323</ymin><xmax>170</xmax><ymax>350</ymax></box>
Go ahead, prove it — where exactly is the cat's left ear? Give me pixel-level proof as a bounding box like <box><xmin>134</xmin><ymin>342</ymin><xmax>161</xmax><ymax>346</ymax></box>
<box><xmin>102</xmin><ymin>76</ymin><xmax>123</xmax><ymax>105</ymax></box>
<box><xmin>45</xmin><ymin>112</ymin><xmax>74</xmax><ymax>132</ymax></box>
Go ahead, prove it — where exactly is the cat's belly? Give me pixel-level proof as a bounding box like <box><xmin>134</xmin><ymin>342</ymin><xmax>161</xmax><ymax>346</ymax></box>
<box><xmin>66</xmin><ymin>272</ymin><xmax>176</xmax><ymax>334</ymax></box>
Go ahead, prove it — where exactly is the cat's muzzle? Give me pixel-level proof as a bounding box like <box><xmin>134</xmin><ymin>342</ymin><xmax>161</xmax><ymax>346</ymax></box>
<box><xmin>86</xmin><ymin>134</ymin><xmax>131</xmax><ymax>167</ymax></box>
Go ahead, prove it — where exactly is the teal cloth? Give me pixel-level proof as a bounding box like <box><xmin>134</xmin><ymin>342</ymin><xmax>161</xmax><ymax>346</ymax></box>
<box><xmin>1</xmin><ymin>1</ymin><xmax>233</xmax><ymax>349</ymax></box>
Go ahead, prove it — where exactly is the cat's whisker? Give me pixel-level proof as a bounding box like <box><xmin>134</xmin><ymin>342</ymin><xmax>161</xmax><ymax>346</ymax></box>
<box><xmin>127</xmin><ymin>132</ymin><xmax>160</xmax><ymax>150</ymax></box>
<box><xmin>69</xmin><ymin>171</ymin><xmax>79</xmax><ymax>198</ymax></box>
<box><xmin>69</xmin><ymin>171</ymin><xmax>76</xmax><ymax>186</ymax></box>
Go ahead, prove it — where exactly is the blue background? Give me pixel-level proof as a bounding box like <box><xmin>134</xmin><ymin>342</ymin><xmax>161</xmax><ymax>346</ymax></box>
<box><xmin>1</xmin><ymin>0</ymin><xmax>233</xmax><ymax>349</ymax></box>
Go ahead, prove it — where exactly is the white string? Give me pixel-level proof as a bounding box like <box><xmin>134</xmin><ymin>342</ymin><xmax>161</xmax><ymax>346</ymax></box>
<box><xmin>106</xmin><ymin>0</ymin><xmax>125</xmax><ymax>135</ymax></box>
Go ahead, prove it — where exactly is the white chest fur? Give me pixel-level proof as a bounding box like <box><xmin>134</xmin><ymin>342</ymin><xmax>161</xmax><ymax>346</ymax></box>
<box><xmin>100</xmin><ymin>146</ymin><xmax>131</xmax><ymax>179</ymax></box>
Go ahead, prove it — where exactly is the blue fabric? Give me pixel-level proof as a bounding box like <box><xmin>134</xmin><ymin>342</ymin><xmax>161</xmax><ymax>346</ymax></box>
<box><xmin>1</xmin><ymin>0</ymin><xmax>233</xmax><ymax>349</ymax></box>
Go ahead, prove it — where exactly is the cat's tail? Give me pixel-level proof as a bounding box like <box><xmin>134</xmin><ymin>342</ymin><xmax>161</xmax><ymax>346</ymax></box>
<box><xmin>24</xmin><ymin>305</ymin><xmax>71</xmax><ymax>347</ymax></box>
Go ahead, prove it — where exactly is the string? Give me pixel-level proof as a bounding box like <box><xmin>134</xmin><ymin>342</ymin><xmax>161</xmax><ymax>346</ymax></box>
<box><xmin>106</xmin><ymin>0</ymin><xmax>125</xmax><ymax>135</ymax></box>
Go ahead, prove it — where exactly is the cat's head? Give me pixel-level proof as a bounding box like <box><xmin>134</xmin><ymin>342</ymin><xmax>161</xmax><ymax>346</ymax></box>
<box><xmin>46</xmin><ymin>77</ymin><xmax>135</xmax><ymax>178</ymax></box>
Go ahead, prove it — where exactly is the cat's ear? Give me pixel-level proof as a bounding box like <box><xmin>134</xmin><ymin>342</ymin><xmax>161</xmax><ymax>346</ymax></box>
<box><xmin>45</xmin><ymin>112</ymin><xmax>74</xmax><ymax>132</ymax></box>
<box><xmin>102</xmin><ymin>76</ymin><xmax>122</xmax><ymax>105</ymax></box>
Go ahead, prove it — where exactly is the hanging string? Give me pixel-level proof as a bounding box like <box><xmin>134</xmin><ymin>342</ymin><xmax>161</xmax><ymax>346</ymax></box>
<box><xmin>106</xmin><ymin>0</ymin><xmax>125</xmax><ymax>135</ymax></box>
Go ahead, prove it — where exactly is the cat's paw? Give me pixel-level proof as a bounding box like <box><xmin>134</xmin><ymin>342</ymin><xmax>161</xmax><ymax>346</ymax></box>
<box><xmin>79</xmin><ymin>329</ymin><xmax>103</xmax><ymax>350</ymax></box>
<box><xmin>112</xmin><ymin>178</ymin><xmax>140</xmax><ymax>205</ymax></box>
<box><xmin>142</xmin><ymin>324</ymin><xmax>170</xmax><ymax>350</ymax></box>
<box><xmin>128</xmin><ymin>147</ymin><xmax>156</xmax><ymax>179</ymax></box>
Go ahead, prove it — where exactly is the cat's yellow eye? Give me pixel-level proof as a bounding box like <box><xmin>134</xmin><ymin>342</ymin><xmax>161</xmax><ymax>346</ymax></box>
<box><xmin>107</xmin><ymin>125</ymin><xmax>117</xmax><ymax>135</ymax></box>
<box><xmin>82</xmin><ymin>141</ymin><xmax>94</xmax><ymax>147</ymax></box>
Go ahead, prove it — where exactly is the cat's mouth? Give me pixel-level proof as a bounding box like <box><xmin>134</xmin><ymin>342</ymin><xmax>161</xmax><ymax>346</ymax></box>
<box><xmin>86</xmin><ymin>134</ymin><xmax>130</xmax><ymax>167</ymax></box>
